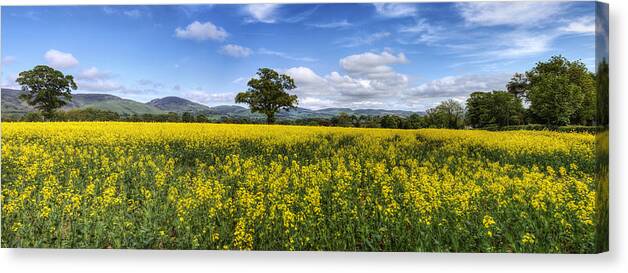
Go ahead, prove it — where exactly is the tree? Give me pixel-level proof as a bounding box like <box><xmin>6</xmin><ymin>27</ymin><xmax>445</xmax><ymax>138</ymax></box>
<box><xmin>425</xmin><ymin>99</ymin><xmax>465</xmax><ymax>129</ymax></box>
<box><xmin>466</xmin><ymin>91</ymin><xmax>524</xmax><ymax>128</ymax></box>
<box><xmin>491</xmin><ymin>91</ymin><xmax>524</xmax><ymax>126</ymax></box>
<box><xmin>506</xmin><ymin>73</ymin><xmax>529</xmax><ymax>100</ymax></box>
<box><xmin>380</xmin><ymin>115</ymin><xmax>402</xmax><ymax>129</ymax></box>
<box><xmin>181</xmin><ymin>112</ymin><xmax>194</xmax><ymax>122</ymax></box>
<box><xmin>235</xmin><ymin>68</ymin><xmax>298</xmax><ymax>124</ymax></box>
<box><xmin>60</xmin><ymin>108</ymin><xmax>120</xmax><ymax>121</ymax></box>
<box><xmin>16</xmin><ymin>65</ymin><xmax>77</xmax><ymax>120</ymax></box>
<box><xmin>465</xmin><ymin>92</ymin><xmax>492</xmax><ymax>128</ymax></box>
<box><xmin>195</xmin><ymin>114</ymin><xmax>209</xmax><ymax>123</ymax></box>
<box><xmin>525</xmin><ymin>55</ymin><xmax>595</xmax><ymax>125</ymax></box>
<box><xmin>331</xmin><ymin>112</ymin><xmax>354</xmax><ymax>127</ymax></box>
<box><xmin>404</xmin><ymin>113</ymin><xmax>425</xmax><ymax>129</ymax></box>
<box><xmin>596</xmin><ymin>58</ymin><xmax>609</xmax><ymax>127</ymax></box>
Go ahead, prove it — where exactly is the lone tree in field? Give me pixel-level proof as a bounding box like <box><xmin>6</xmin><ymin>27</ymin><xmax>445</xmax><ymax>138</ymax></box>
<box><xmin>16</xmin><ymin>65</ymin><xmax>77</xmax><ymax>120</ymax></box>
<box><xmin>235</xmin><ymin>68</ymin><xmax>298</xmax><ymax>124</ymax></box>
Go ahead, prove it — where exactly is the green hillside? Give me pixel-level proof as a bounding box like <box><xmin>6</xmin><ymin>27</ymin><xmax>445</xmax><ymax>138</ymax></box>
<box><xmin>147</xmin><ymin>96</ymin><xmax>210</xmax><ymax>113</ymax></box>
<box><xmin>2</xmin><ymin>88</ymin><xmax>424</xmax><ymax>119</ymax></box>
<box><xmin>1</xmin><ymin>89</ymin><xmax>164</xmax><ymax>116</ymax></box>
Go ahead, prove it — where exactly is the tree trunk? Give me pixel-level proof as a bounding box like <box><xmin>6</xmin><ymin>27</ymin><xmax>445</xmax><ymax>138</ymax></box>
<box><xmin>266</xmin><ymin>113</ymin><xmax>276</xmax><ymax>124</ymax></box>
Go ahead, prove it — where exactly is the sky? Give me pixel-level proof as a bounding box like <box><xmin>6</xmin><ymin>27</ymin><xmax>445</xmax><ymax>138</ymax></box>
<box><xmin>1</xmin><ymin>2</ymin><xmax>598</xmax><ymax>111</ymax></box>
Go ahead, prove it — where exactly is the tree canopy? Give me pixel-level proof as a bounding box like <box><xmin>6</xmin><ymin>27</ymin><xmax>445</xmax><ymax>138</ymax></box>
<box><xmin>525</xmin><ymin>55</ymin><xmax>595</xmax><ymax>126</ymax></box>
<box><xmin>425</xmin><ymin>99</ymin><xmax>465</xmax><ymax>129</ymax></box>
<box><xmin>235</xmin><ymin>68</ymin><xmax>298</xmax><ymax>124</ymax></box>
<box><xmin>506</xmin><ymin>73</ymin><xmax>529</xmax><ymax>100</ymax></box>
<box><xmin>16</xmin><ymin>65</ymin><xmax>77</xmax><ymax>120</ymax></box>
<box><xmin>466</xmin><ymin>91</ymin><xmax>524</xmax><ymax>128</ymax></box>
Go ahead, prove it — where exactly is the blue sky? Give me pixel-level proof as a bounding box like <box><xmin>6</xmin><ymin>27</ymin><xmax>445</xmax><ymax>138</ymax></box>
<box><xmin>1</xmin><ymin>2</ymin><xmax>597</xmax><ymax>110</ymax></box>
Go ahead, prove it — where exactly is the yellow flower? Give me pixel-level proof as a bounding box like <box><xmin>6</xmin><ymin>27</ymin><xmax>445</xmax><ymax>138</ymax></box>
<box><xmin>483</xmin><ymin>215</ymin><xmax>496</xmax><ymax>229</ymax></box>
<box><xmin>521</xmin><ymin>233</ymin><xmax>536</xmax><ymax>244</ymax></box>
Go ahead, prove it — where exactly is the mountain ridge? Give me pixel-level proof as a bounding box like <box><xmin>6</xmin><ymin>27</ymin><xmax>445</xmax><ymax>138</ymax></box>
<box><xmin>1</xmin><ymin>88</ymin><xmax>425</xmax><ymax>119</ymax></box>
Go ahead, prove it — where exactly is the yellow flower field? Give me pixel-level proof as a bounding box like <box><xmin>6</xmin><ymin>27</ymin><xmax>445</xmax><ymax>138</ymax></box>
<box><xmin>1</xmin><ymin>122</ymin><xmax>596</xmax><ymax>252</ymax></box>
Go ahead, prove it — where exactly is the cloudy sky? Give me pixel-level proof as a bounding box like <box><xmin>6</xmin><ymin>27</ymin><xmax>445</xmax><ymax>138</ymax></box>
<box><xmin>1</xmin><ymin>2</ymin><xmax>597</xmax><ymax>110</ymax></box>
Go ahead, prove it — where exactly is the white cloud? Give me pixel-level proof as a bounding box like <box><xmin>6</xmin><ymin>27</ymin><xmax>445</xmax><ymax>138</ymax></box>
<box><xmin>398</xmin><ymin>19</ymin><xmax>444</xmax><ymax>45</ymax></box>
<box><xmin>244</xmin><ymin>4</ymin><xmax>280</xmax><ymax>23</ymax></box>
<box><xmin>297</xmin><ymin>97</ymin><xmax>339</xmax><ymax>109</ymax></box>
<box><xmin>373</xmin><ymin>3</ymin><xmax>417</xmax><ymax>18</ymax></box>
<box><xmin>75</xmin><ymin>66</ymin><xmax>126</xmax><ymax>93</ymax></box>
<box><xmin>44</xmin><ymin>49</ymin><xmax>79</xmax><ymax>68</ymax></box>
<box><xmin>308</xmin><ymin>19</ymin><xmax>352</xmax><ymax>29</ymax></box>
<box><xmin>450</xmin><ymin>29</ymin><xmax>556</xmax><ymax>62</ymax></box>
<box><xmin>283</xmin><ymin>6</ymin><xmax>319</xmax><ymax>23</ymax></box>
<box><xmin>560</xmin><ymin>16</ymin><xmax>595</xmax><ymax>34</ymax></box>
<box><xmin>102</xmin><ymin>7</ymin><xmax>148</xmax><ymax>18</ymax></box>
<box><xmin>406</xmin><ymin>74</ymin><xmax>510</xmax><ymax>98</ymax></box>
<box><xmin>2</xmin><ymin>56</ymin><xmax>16</xmax><ymax>65</ymax></box>
<box><xmin>232</xmin><ymin>77</ymin><xmax>247</xmax><ymax>84</ymax></box>
<box><xmin>281</xmin><ymin>52</ymin><xmax>512</xmax><ymax>110</ymax></box>
<box><xmin>137</xmin><ymin>79</ymin><xmax>164</xmax><ymax>89</ymax></box>
<box><xmin>284</xmin><ymin>66</ymin><xmax>329</xmax><ymax>96</ymax></box>
<box><xmin>456</xmin><ymin>2</ymin><xmax>563</xmax><ymax>27</ymax></box>
<box><xmin>490</xmin><ymin>31</ymin><xmax>554</xmax><ymax>59</ymax></box>
<box><xmin>77</xmin><ymin>79</ymin><xmax>124</xmax><ymax>92</ymax></box>
<box><xmin>1</xmin><ymin>74</ymin><xmax>20</xmax><ymax>89</ymax></box>
<box><xmin>123</xmin><ymin>9</ymin><xmax>142</xmax><ymax>18</ymax></box>
<box><xmin>337</xmin><ymin>32</ymin><xmax>391</xmax><ymax>48</ymax></box>
<box><xmin>282</xmin><ymin>51</ymin><xmax>410</xmax><ymax>108</ymax></box>
<box><xmin>220</xmin><ymin>44</ymin><xmax>252</xmax><ymax>58</ymax></box>
<box><xmin>175</xmin><ymin>21</ymin><xmax>228</xmax><ymax>41</ymax></box>
<box><xmin>285</xmin><ymin>67</ymin><xmax>326</xmax><ymax>84</ymax></box>
<box><xmin>183</xmin><ymin>90</ymin><xmax>236</xmax><ymax>105</ymax></box>
<box><xmin>177</xmin><ymin>5</ymin><xmax>215</xmax><ymax>18</ymax></box>
<box><xmin>258</xmin><ymin>48</ymin><xmax>317</xmax><ymax>62</ymax></box>
<box><xmin>102</xmin><ymin>7</ymin><xmax>116</xmax><ymax>15</ymax></box>
<box><xmin>79</xmin><ymin>67</ymin><xmax>111</xmax><ymax>80</ymax></box>
<box><xmin>339</xmin><ymin>51</ymin><xmax>408</xmax><ymax>79</ymax></box>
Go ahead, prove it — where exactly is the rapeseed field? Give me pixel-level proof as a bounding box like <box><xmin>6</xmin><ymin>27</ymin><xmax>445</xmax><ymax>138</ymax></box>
<box><xmin>1</xmin><ymin>122</ymin><xmax>596</xmax><ymax>252</ymax></box>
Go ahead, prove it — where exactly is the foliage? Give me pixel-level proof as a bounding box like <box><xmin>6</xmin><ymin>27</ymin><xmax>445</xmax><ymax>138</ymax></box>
<box><xmin>506</xmin><ymin>73</ymin><xmax>529</xmax><ymax>100</ymax></box>
<box><xmin>52</xmin><ymin>108</ymin><xmax>120</xmax><ymax>121</ymax></box>
<box><xmin>493</xmin><ymin>124</ymin><xmax>602</xmax><ymax>134</ymax></box>
<box><xmin>20</xmin><ymin>112</ymin><xmax>45</xmax><ymax>122</ymax></box>
<box><xmin>16</xmin><ymin>65</ymin><xmax>77</xmax><ymax>120</ymax></box>
<box><xmin>424</xmin><ymin>99</ymin><xmax>465</xmax><ymax>129</ymax></box>
<box><xmin>181</xmin><ymin>112</ymin><xmax>194</xmax><ymax>122</ymax></box>
<box><xmin>235</xmin><ymin>68</ymin><xmax>298</xmax><ymax>124</ymax></box>
<box><xmin>1</xmin><ymin>122</ymin><xmax>596</xmax><ymax>252</ymax></box>
<box><xmin>466</xmin><ymin>91</ymin><xmax>524</xmax><ymax>128</ymax></box>
<box><xmin>557</xmin><ymin>125</ymin><xmax>604</xmax><ymax>134</ymax></box>
<box><xmin>525</xmin><ymin>56</ymin><xmax>595</xmax><ymax>126</ymax></box>
<box><xmin>596</xmin><ymin>59</ymin><xmax>609</xmax><ymax>127</ymax></box>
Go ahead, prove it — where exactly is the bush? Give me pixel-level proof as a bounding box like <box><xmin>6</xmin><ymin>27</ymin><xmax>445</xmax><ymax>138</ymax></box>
<box><xmin>20</xmin><ymin>112</ymin><xmax>44</xmax><ymax>122</ymax></box>
<box><xmin>499</xmin><ymin>124</ymin><xmax>553</xmax><ymax>131</ymax></box>
<box><xmin>557</xmin><ymin>125</ymin><xmax>603</xmax><ymax>134</ymax></box>
<box><xmin>492</xmin><ymin>124</ymin><xmax>601</xmax><ymax>134</ymax></box>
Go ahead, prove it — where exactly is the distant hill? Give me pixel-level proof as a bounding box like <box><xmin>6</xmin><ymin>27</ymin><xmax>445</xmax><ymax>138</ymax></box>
<box><xmin>68</xmin><ymin>94</ymin><xmax>164</xmax><ymax>115</ymax></box>
<box><xmin>147</xmin><ymin>96</ymin><xmax>210</xmax><ymax>113</ymax></box>
<box><xmin>1</xmin><ymin>89</ymin><xmax>34</xmax><ymax>114</ymax></box>
<box><xmin>1</xmin><ymin>88</ymin><xmax>425</xmax><ymax>119</ymax></box>
<box><xmin>206</xmin><ymin>105</ymin><xmax>248</xmax><ymax>115</ymax></box>
<box><xmin>1</xmin><ymin>89</ymin><xmax>163</xmax><ymax>115</ymax></box>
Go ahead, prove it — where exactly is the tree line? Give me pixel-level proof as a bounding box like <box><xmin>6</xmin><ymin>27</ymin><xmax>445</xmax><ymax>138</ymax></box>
<box><xmin>8</xmin><ymin>55</ymin><xmax>602</xmax><ymax>131</ymax></box>
<box><xmin>232</xmin><ymin>55</ymin><xmax>600</xmax><ymax>129</ymax></box>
